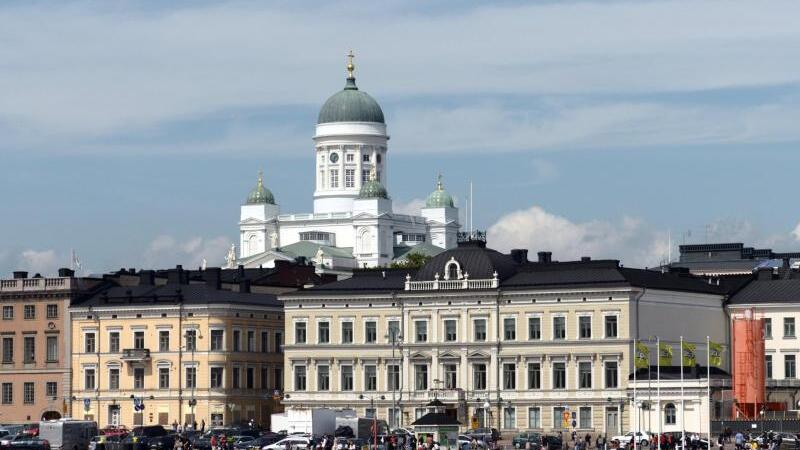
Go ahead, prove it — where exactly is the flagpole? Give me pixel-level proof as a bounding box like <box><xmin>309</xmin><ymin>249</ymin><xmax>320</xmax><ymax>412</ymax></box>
<box><xmin>657</xmin><ymin>337</ymin><xmax>661</xmax><ymax>448</ymax></box>
<box><xmin>707</xmin><ymin>336</ymin><xmax>711</xmax><ymax>446</ymax></box>
<box><xmin>633</xmin><ymin>340</ymin><xmax>638</xmax><ymax>450</ymax></box>
<box><xmin>681</xmin><ymin>336</ymin><xmax>685</xmax><ymax>449</ymax></box>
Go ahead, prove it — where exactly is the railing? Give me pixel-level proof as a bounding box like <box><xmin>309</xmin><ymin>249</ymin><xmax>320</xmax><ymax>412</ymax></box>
<box><xmin>405</xmin><ymin>274</ymin><xmax>499</xmax><ymax>291</ymax></box>
<box><xmin>0</xmin><ymin>277</ymin><xmax>73</xmax><ymax>292</ymax></box>
<box><xmin>121</xmin><ymin>348</ymin><xmax>151</xmax><ymax>362</ymax></box>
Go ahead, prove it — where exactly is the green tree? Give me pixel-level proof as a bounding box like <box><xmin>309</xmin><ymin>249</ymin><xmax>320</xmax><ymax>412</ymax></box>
<box><xmin>390</xmin><ymin>252</ymin><xmax>432</xmax><ymax>269</ymax></box>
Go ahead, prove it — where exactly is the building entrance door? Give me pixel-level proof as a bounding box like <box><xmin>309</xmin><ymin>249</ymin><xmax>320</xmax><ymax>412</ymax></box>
<box><xmin>109</xmin><ymin>405</ymin><xmax>121</xmax><ymax>426</ymax></box>
<box><xmin>605</xmin><ymin>407</ymin><xmax>618</xmax><ymax>434</ymax></box>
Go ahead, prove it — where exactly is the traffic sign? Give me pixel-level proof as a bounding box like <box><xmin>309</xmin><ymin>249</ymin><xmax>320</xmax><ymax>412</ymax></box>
<box><xmin>83</xmin><ymin>398</ymin><xmax>90</xmax><ymax>411</ymax></box>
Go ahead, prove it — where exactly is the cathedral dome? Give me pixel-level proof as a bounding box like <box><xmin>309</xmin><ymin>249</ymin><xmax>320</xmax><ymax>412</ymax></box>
<box><xmin>359</xmin><ymin>176</ymin><xmax>389</xmax><ymax>200</ymax></box>
<box><xmin>246</xmin><ymin>171</ymin><xmax>275</xmax><ymax>205</ymax></box>
<box><xmin>317</xmin><ymin>54</ymin><xmax>384</xmax><ymax>124</ymax></box>
<box><xmin>425</xmin><ymin>175</ymin><xmax>454</xmax><ymax>208</ymax></box>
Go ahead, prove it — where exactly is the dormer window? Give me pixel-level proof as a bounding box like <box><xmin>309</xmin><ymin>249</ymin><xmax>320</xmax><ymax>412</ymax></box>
<box><xmin>444</xmin><ymin>257</ymin><xmax>462</xmax><ymax>280</ymax></box>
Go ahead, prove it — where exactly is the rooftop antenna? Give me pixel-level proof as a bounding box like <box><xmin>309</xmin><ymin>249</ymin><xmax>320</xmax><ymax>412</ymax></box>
<box><xmin>668</xmin><ymin>230</ymin><xmax>672</xmax><ymax>263</ymax></box>
<box><xmin>470</xmin><ymin>181</ymin><xmax>474</xmax><ymax>234</ymax></box>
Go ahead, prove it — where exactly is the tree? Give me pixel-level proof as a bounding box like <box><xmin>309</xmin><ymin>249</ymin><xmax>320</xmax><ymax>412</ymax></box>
<box><xmin>390</xmin><ymin>253</ymin><xmax>432</xmax><ymax>269</ymax></box>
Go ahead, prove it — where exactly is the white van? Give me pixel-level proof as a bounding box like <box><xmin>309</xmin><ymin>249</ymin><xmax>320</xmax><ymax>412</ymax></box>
<box><xmin>40</xmin><ymin>419</ymin><xmax>98</xmax><ymax>450</ymax></box>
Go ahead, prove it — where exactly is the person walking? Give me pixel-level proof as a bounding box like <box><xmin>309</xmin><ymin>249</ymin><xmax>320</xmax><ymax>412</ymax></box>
<box><xmin>596</xmin><ymin>435</ymin><xmax>606</xmax><ymax>450</ymax></box>
<box><xmin>210</xmin><ymin>435</ymin><xmax>217</xmax><ymax>450</ymax></box>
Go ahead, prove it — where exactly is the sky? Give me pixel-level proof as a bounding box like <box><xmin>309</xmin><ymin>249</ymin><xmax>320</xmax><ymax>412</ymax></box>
<box><xmin>2</xmin><ymin>0</ymin><xmax>800</xmax><ymax>276</ymax></box>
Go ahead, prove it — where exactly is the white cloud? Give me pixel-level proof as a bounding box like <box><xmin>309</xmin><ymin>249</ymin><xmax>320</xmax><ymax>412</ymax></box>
<box><xmin>142</xmin><ymin>235</ymin><xmax>231</xmax><ymax>269</ymax></box>
<box><xmin>18</xmin><ymin>249</ymin><xmax>60</xmax><ymax>276</ymax></box>
<box><xmin>393</xmin><ymin>198</ymin><xmax>426</xmax><ymax>216</ymax></box>
<box><xmin>487</xmin><ymin>205</ymin><xmax>671</xmax><ymax>268</ymax></box>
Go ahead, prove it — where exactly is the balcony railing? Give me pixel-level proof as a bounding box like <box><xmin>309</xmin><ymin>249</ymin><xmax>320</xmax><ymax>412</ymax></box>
<box><xmin>121</xmin><ymin>348</ymin><xmax>151</xmax><ymax>362</ymax></box>
<box><xmin>405</xmin><ymin>273</ymin><xmax>499</xmax><ymax>291</ymax></box>
<box><xmin>0</xmin><ymin>277</ymin><xmax>73</xmax><ymax>292</ymax></box>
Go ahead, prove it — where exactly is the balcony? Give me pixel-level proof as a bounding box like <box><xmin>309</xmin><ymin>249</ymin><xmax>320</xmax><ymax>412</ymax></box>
<box><xmin>121</xmin><ymin>348</ymin><xmax>151</xmax><ymax>363</ymax></box>
<box><xmin>0</xmin><ymin>277</ymin><xmax>73</xmax><ymax>292</ymax></box>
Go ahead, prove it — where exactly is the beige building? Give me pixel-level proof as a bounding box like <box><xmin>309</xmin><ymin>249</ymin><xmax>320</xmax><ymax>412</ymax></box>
<box><xmin>0</xmin><ymin>269</ymin><xmax>102</xmax><ymax>423</ymax></box>
<box><xmin>68</xmin><ymin>266</ymin><xmax>308</xmax><ymax>428</ymax></box>
<box><xmin>280</xmin><ymin>241</ymin><xmax>729</xmax><ymax>434</ymax></box>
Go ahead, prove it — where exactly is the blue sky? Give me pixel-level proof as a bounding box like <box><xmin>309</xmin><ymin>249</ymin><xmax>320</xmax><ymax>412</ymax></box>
<box><xmin>2</xmin><ymin>0</ymin><xmax>800</xmax><ymax>275</ymax></box>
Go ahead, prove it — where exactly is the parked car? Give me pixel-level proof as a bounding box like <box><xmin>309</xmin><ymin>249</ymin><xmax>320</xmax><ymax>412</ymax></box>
<box><xmin>542</xmin><ymin>435</ymin><xmax>562</xmax><ymax>450</ymax></box>
<box><xmin>236</xmin><ymin>435</ymin><xmax>281</xmax><ymax>450</ymax></box>
<box><xmin>100</xmin><ymin>427</ymin><xmax>129</xmax><ymax>439</ymax></box>
<box><xmin>512</xmin><ymin>433</ymin><xmax>542</xmax><ymax>449</ymax></box>
<box><xmin>39</xmin><ymin>419</ymin><xmax>98</xmax><ymax>450</ymax></box>
<box><xmin>7</xmin><ymin>436</ymin><xmax>50</xmax><ymax>450</ymax></box>
<box><xmin>123</xmin><ymin>426</ymin><xmax>174</xmax><ymax>450</ymax></box>
<box><xmin>264</xmin><ymin>436</ymin><xmax>311</xmax><ymax>450</ymax></box>
<box><xmin>611</xmin><ymin>432</ymin><xmax>652</xmax><ymax>447</ymax></box>
<box><xmin>467</xmin><ymin>429</ymin><xmax>499</xmax><ymax>443</ymax></box>
<box><xmin>458</xmin><ymin>435</ymin><xmax>488</xmax><ymax>449</ymax></box>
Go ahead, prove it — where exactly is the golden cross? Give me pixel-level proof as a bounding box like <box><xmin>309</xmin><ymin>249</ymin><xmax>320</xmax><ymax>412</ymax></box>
<box><xmin>347</xmin><ymin>50</ymin><xmax>355</xmax><ymax>78</ymax></box>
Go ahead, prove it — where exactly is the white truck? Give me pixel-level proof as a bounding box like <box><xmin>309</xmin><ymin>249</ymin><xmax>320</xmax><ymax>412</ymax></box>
<box><xmin>270</xmin><ymin>408</ymin><xmax>354</xmax><ymax>437</ymax></box>
<box><xmin>39</xmin><ymin>419</ymin><xmax>98</xmax><ymax>450</ymax></box>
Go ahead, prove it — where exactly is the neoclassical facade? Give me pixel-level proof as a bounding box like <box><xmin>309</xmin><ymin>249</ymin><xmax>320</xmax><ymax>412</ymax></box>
<box><xmin>279</xmin><ymin>240</ymin><xmax>730</xmax><ymax>433</ymax></box>
<box><xmin>235</xmin><ymin>55</ymin><xmax>459</xmax><ymax>273</ymax></box>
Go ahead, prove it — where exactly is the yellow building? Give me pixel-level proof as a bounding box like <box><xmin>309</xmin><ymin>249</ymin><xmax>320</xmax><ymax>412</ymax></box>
<box><xmin>69</xmin><ymin>267</ymin><xmax>293</xmax><ymax>428</ymax></box>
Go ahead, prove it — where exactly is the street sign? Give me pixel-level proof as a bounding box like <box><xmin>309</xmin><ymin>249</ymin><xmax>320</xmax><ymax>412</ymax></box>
<box><xmin>83</xmin><ymin>398</ymin><xmax>91</xmax><ymax>411</ymax></box>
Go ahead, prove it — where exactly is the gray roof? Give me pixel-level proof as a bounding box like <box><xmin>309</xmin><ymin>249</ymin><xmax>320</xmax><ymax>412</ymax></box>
<box><xmin>74</xmin><ymin>283</ymin><xmax>280</xmax><ymax>308</ymax></box>
<box><xmin>415</xmin><ymin>241</ymin><xmax>517</xmax><ymax>281</ymax></box>
<box><xmin>728</xmin><ymin>277</ymin><xmax>800</xmax><ymax>305</ymax></box>
<box><xmin>317</xmin><ymin>77</ymin><xmax>384</xmax><ymax>124</ymax></box>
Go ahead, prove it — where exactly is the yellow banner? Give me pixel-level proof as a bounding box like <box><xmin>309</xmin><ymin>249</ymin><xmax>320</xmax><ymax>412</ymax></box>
<box><xmin>658</xmin><ymin>342</ymin><xmax>673</xmax><ymax>366</ymax></box>
<box><xmin>709</xmin><ymin>341</ymin><xmax>723</xmax><ymax>367</ymax></box>
<box><xmin>682</xmin><ymin>342</ymin><xmax>697</xmax><ymax>367</ymax></box>
<box><xmin>635</xmin><ymin>342</ymin><xmax>650</xmax><ymax>369</ymax></box>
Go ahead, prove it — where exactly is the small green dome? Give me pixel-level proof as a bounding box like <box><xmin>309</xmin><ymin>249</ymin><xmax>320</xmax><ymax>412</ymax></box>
<box><xmin>246</xmin><ymin>171</ymin><xmax>275</xmax><ymax>205</ymax></box>
<box><xmin>359</xmin><ymin>173</ymin><xmax>389</xmax><ymax>199</ymax></box>
<box><xmin>425</xmin><ymin>174</ymin><xmax>454</xmax><ymax>208</ymax></box>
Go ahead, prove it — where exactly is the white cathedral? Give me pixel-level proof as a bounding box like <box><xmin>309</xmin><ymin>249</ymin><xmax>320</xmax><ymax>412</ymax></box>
<box><xmin>231</xmin><ymin>55</ymin><xmax>461</xmax><ymax>275</ymax></box>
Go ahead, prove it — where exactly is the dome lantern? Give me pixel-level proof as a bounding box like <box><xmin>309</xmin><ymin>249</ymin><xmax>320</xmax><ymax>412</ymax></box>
<box><xmin>425</xmin><ymin>174</ymin><xmax>455</xmax><ymax>208</ymax></box>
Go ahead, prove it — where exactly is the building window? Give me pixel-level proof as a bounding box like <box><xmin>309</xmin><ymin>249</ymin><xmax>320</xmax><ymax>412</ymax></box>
<box><xmin>246</xmin><ymin>331</ymin><xmax>255</xmax><ymax>352</ymax></box>
<box><xmin>109</xmin><ymin>332</ymin><xmax>120</xmax><ymax>353</ymax></box>
<box><xmin>345</xmin><ymin>169</ymin><xmax>355</xmax><ymax>188</ymax></box>
<box><xmin>766</xmin><ymin>355</ymin><xmax>773</xmax><ymax>379</ymax></box>
<box><xmin>2</xmin><ymin>337</ymin><xmax>13</xmax><ymax>363</ymax></box>
<box><xmin>246</xmin><ymin>367</ymin><xmax>254</xmax><ymax>389</ymax></box>
<box><xmin>362</xmin><ymin>169</ymin><xmax>370</xmax><ymax>184</ymax></box>
<box><xmin>444</xmin><ymin>364</ymin><xmax>457</xmax><ymax>389</ymax></box>
<box><xmin>159</xmin><ymin>367</ymin><xmax>170</xmax><ymax>389</ymax></box>
<box><xmin>365</xmin><ymin>365</ymin><xmax>377</xmax><ymax>391</ymax></box>
<box><xmin>330</xmin><ymin>169</ymin><xmax>339</xmax><ymax>188</ymax></box>
<box><xmin>81</xmin><ymin>333</ymin><xmax>95</xmax><ymax>354</ymax></box>
<box><xmin>260</xmin><ymin>366</ymin><xmax>268</xmax><ymax>389</ymax></box>
<box><xmin>24</xmin><ymin>305</ymin><xmax>35</xmax><ymax>319</ymax></box>
<box><xmin>605</xmin><ymin>361</ymin><xmax>619</xmax><ymax>388</ymax></box>
<box><xmin>415</xmin><ymin>321</ymin><xmax>427</xmax><ymax>343</ymax></box>
<box><xmin>318</xmin><ymin>365</ymin><xmax>330</xmax><ymax>391</ymax></box>
<box><xmin>527</xmin><ymin>363</ymin><xmax>541</xmax><ymax>389</ymax></box>
<box><xmin>387</xmin><ymin>364</ymin><xmax>400</xmax><ymax>391</ymax></box>
<box><xmin>294</xmin><ymin>366</ymin><xmax>306</xmax><ymax>391</ymax></box>
<box><xmin>579</xmin><ymin>316</ymin><xmax>592</xmax><ymax>339</ymax></box>
<box><xmin>553</xmin><ymin>317</ymin><xmax>566</xmax><ymax>340</ymax></box>
<box><xmin>260</xmin><ymin>331</ymin><xmax>269</xmax><ymax>353</ymax></box>
<box><xmin>46</xmin><ymin>304</ymin><xmax>58</xmax><ymax>319</ymax></box>
<box><xmin>579</xmin><ymin>407</ymin><xmax>592</xmax><ymax>429</ymax></box>
<box><xmin>365</xmin><ymin>321</ymin><xmax>377</xmax><ymax>343</ymax></box>
<box><xmin>605</xmin><ymin>315</ymin><xmax>618</xmax><ymax>338</ymax></box>
<box><xmin>204</xmin><ymin>329</ymin><xmax>221</xmax><ymax>351</ymax></box>
<box><xmin>785</xmin><ymin>318</ymin><xmax>796</xmax><ymax>338</ymax></box>
<box><xmin>46</xmin><ymin>382</ymin><xmax>57</xmax><ymax>398</ymax></box>
<box><xmin>342</xmin><ymin>322</ymin><xmax>353</xmax><ymax>344</ymax></box>
<box><xmin>85</xmin><ymin>368</ymin><xmax>96</xmax><ymax>390</ymax></box>
<box><xmin>2</xmin><ymin>306</ymin><xmax>12</xmax><ymax>320</ymax></box>
<box><xmin>210</xmin><ymin>367</ymin><xmax>224</xmax><ymax>389</ymax></box>
<box><xmin>134</xmin><ymin>368</ymin><xmax>144</xmax><ymax>389</ymax></box>
<box><xmin>443</xmin><ymin>320</ymin><xmax>457</xmax><ymax>342</ymax></box>
<box><xmin>528</xmin><ymin>317</ymin><xmax>541</xmax><ymax>340</ymax></box>
<box><xmin>504</xmin><ymin>318</ymin><xmax>516</xmax><ymax>341</ymax></box>
<box><xmin>785</xmin><ymin>355</ymin><xmax>796</xmax><ymax>378</ymax></box>
<box><xmin>528</xmin><ymin>407</ymin><xmax>541</xmax><ymax>429</ymax></box>
<box><xmin>346</xmin><ymin>153</ymin><xmax>354</xmax><ymax>163</ymax></box>
<box><xmin>388</xmin><ymin>320</ymin><xmax>400</xmax><ymax>342</ymax></box>
<box><xmin>665</xmin><ymin>403</ymin><xmax>676</xmax><ymax>425</ymax></box>
<box><xmin>1</xmin><ymin>383</ymin><xmax>11</xmax><ymax>404</ymax></box>
<box><xmin>133</xmin><ymin>331</ymin><xmax>145</xmax><ymax>349</ymax></box>
<box><xmin>159</xmin><ymin>331</ymin><xmax>169</xmax><ymax>352</ymax></box>
<box><xmin>46</xmin><ymin>336</ymin><xmax>58</xmax><ymax>362</ymax></box>
<box><xmin>232</xmin><ymin>367</ymin><xmax>241</xmax><ymax>389</ymax></box>
<box><xmin>503</xmin><ymin>407</ymin><xmax>516</xmax><ymax>430</ymax></box>
<box><xmin>363</xmin><ymin>154</ymin><xmax>370</xmax><ymax>162</ymax></box>
<box><xmin>186</xmin><ymin>367</ymin><xmax>196</xmax><ymax>389</ymax></box>
<box><xmin>552</xmin><ymin>362</ymin><xmax>566</xmax><ymax>389</ymax></box>
<box><xmin>553</xmin><ymin>407</ymin><xmax>566</xmax><ymax>429</ymax></box>
<box><xmin>503</xmin><ymin>363</ymin><xmax>516</xmax><ymax>390</ymax></box>
<box><xmin>318</xmin><ymin>322</ymin><xmax>330</xmax><ymax>344</ymax></box>
<box><xmin>274</xmin><ymin>368</ymin><xmax>282</xmax><ymax>390</ymax></box>
<box><xmin>579</xmin><ymin>362</ymin><xmax>592</xmax><ymax>389</ymax></box>
<box><xmin>275</xmin><ymin>332</ymin><xmax>283</xmax><ymax>353</ymax></box>
<box><xmin>23</xmin><ymin>336</ymin><xmax>35</xmax><ymax>363</ymax></box>
<box><xmin>764</xmin><ymin>318</ymin><xmax>772</xmax><ymax>339</ymax></box>
<box><xmin>341</xmin><ymin>365</ymin><xmax>353</xmax><ymax>391</ymax></box>
<box><xmin>109</xmin><ymin>368</ymin><xmax>120</xmax><ymax>390</ymax></box>
<box><xmin>447</xmin><ymin>263</ymin><xmax>459</xmax><ymax>280</ymax></box>
<box><xmin>414</xmin><ymin>364</ymin><xmax>428</xmax><ymax>391</ymax></box>
<box><xmin>23</xmin><ymin>382</ymin><xmax>34</xmax><ymax>404</ymax></box>
<box><xmin>473</xmin><ymin>363</ymin><xmax>487</xmax><ymax>390</ymax></box>
<box><xmin>233</xmin><ymin>330</ymin><xmax>241</xmax><ymax>352</ymax></box>
<box><xmin>474</xmin><ymin>319</ymin><xmax>487</xmax><ymax>341</ymax></box>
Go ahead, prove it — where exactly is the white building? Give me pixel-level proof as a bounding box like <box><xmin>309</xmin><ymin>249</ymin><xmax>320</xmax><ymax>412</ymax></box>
<box><xmin>235</xmin><ymin>55</ymin><xmax>459</xmax><ymax>273</ymax></box>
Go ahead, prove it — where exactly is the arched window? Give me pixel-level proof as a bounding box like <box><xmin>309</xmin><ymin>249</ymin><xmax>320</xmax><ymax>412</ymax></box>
<box><xmin>664</xmin><ymin>403</ymin><xmax>676</xmax><ymax>425</ymax></box>
<box><xmin>248</xmin><ymin>235</ymin><xmax>258</xmax><ymax>254</ymax></box>
<box><xmin>444</xmin><ymin>257</ymin><xmax>461</xmax><ymax>280</ymax></box>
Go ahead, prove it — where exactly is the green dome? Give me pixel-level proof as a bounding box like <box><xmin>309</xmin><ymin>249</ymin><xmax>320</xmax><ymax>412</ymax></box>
<box><xmin>317</xmin><ymin>77</ymin><xmax>385</xmax><ymax>124</ymax></box>
<box><xmin>359</xmin><ymin>175</ymin><xmax>389</xmax><ymax>199</ymax></box>
<box><xmin>246</xmin><ymin>171</ymin><xmax>275</xmax><ymax>205</ymax></box>
<box><xmin>425</xmin><ymin>175</ymin><xmax>454</xmax><ymax>208</ymax></box>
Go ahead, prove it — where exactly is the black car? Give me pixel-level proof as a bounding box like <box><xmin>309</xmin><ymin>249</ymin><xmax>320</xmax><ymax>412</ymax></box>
<box><xmin>123</xmin><ymin>426</ymin><xmax>174</xmax><ymax>450</ymax></box>
<box><xmin>543</xmin><ymin>436</ymin><xmax>562</xmax><ymax>450</ymax></box>
<box><xmin>467</xmin><ymin>429</ymin><xmax>500</xmax><ymax>443</ymax></box>
<box><xmin>7</xmin><ymin>436</ymin><xmax>49</xmax><ymax>450</ymax></box>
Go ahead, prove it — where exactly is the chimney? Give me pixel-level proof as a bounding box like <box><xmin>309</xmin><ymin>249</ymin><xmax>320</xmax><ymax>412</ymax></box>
<box><xmin>57</xmin><ymin>268</ymin><xmax>74</xmax><ymax>278</ymax></box>
<box><xmin>510</xmin><ymin>249</ymin><xmax>529</xmax><ymax>264</ymax></box>
<box><xmin>237</xmin><ymin>265</ymin><xmax>245</xmax><ymax>279</ymax></box>
<box><xmin>139</xmin><ymin>270</ymin><xmax>155</xmax><ymax>286</ymax></box>
<box><xmin>757</xmin><ymin>267</ymin><xmax>774</xmax><ymax>281</ymax></box>
<box><xmin>581</xmin><ymin>256</ymin><xmax>591</xmax><ymax>262</ymax></box>
<box><xmin>13</xmin><ymin>271</ymin><xmax>28</xmax><ymax>279</ymax></box>
<box><xmin>537</xmin><ymin>251</ymin><xmax>552</xmax><ymax>264</ymax></box>
<box><xmin>205</xmin><ymin>267</ymin><xmax>222</xmax><ymax>290</ymax></box>
<box><xmin>239</xmin><ymin>279</ymin><xmax>251</xmax><ymax>293</ymax></box>
<box><xmin>167</xmin><ymin>265</ymin><xmax>184</xmax><ymax>284</ymax></box>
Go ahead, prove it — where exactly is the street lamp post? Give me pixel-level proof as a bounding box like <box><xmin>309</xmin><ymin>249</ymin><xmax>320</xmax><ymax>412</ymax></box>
<box><xmin>184</xmin><ymin>330</ymin><xmax>201</xmax><ymax>429</ymax></box>
<box><xmin>360</xmin><ymin>394</ymin><xmax>386</xmax><ymax>450</ymax></box>
<box><xmin>386</xmin><ymin>331</ymin><xmax>403</xmax><ymax>429</ymax></box>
